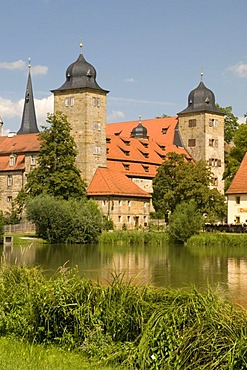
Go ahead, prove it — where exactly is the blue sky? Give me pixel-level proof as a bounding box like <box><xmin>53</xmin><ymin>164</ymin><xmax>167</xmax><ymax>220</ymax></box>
<box><xmin>0</xmin><ymin>0</ymin><xmax>247</xmax><ymax>133</ymax></box>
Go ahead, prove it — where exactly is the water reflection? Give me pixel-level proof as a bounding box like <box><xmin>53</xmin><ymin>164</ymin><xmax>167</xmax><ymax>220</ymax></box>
<box><xmin>1</xmin><ymin>241</ymin><xmax>247</xmax><ymax>306</ymax></box>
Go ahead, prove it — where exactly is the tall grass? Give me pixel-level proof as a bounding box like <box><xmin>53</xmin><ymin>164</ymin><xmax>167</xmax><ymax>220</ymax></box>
<box><xmin>99</xmin><ymin>230</ymin><xmax>169</xmax><ymax>245</ymax></box>
<box><xmin>0</xmin><ymin>265</ymin><xmax>246</xmax><ymax>369</ymax></box>
<box><xmin>188</xmin><ymin>233</ymin><xmax>247</xmax><ymax>247</ymax></box>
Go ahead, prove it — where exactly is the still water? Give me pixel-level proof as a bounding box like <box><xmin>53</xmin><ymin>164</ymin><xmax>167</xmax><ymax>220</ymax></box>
<box><xmin>1</xmin><ymin>240</ymin><xmax>247</xmax><ymax>306</ymax></box>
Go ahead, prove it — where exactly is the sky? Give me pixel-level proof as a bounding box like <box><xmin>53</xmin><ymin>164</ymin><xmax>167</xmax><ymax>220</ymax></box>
<box><xmin>0</xmin><ymin>0</ymin><xmax>247</xmax><ymax>133</ymax></box>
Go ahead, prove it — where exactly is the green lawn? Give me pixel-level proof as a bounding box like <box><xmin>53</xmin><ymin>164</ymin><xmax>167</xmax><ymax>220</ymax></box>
<box><xmin>0</xmin><ymin>337</ymin><xmax>125</xmax><ymax>370</ymax></box>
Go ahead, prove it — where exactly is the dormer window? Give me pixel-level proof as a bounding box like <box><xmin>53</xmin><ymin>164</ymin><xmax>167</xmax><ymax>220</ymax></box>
<box><xmin>140</xmin><ymin>141</ymin><xmax>148</xmax><ymax>148</ymax></box>
<box><xmin>123</xmin><ymin>163</ymin><xmax>130</xmax><ymax>171</ymax></box>
<box><xmin>9</xmin><ymin>154</ymin><xmax>16</xmax><ymax>167</ymax></box>
<box><xmin>139</xmin><ymin>150</ymin><xmax>149</xmax><ymax>158</ymax></box>
<box><xmin>158</xmin><ymin>144</ymin><xmax>166</xmax><ymax>151</ymax></box>
<box><xmin>143</xmin><ymin>165</ymin><xmax>149</xmax><ymax>172</ymax></box>
<box><xmin>162</xmin><ymin>128</ymin><xmax>168</xmax><ymax>134</ymax></box>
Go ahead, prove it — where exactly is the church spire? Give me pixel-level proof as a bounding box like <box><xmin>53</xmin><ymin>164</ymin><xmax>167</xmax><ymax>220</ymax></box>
<box><xmin>17</xmin><ymin>59</ymin><xmax>39</xmax><ymax>135</ymax></box>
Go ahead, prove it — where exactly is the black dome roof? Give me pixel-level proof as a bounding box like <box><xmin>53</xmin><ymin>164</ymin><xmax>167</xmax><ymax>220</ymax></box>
<box><xmin>52</xmin><ymin>52</ymin><xmax>108</xmax><ymax>93</ymax></box>
<box><xmin>178</xmin><ymin>81</ymin><xmax>223</xmax><ymax>115</ymax></box>
<box><xmin>131</xmin><ymin>120</ymin><xmax>148</xmax><ymax>139</ymax></box>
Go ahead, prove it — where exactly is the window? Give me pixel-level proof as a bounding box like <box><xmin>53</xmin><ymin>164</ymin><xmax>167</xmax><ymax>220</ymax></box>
<box><xmin>7</xmin><ymin>196</ymin><xmax>12</xmax><ymax>203</ymax></box>
<box><xmin>209</xmin><ymin>158</ymin><xmax>221</xmax><ymax>167</ymax></box>
<box><xmin>215</xmin><ymin>139</ymin><xmax>218</xmax><ymax>148</ymax></box>
<box><xmin>188</xmin><ymin>139</ymin><xmax>196</xmax><ymax>147</ymax></box>
<box><xmin>7</xmin><ymin>175</ymin><xmax>13</xmax><ymax>187</ymax></box>
<box><xmin>93</xmin><ymin>146</ymin><xmax>102</xmax><ymax>155</ymax></box>
<box><xmin>93</xmin><ymin>122</ymin><xmax>101</xmax><ymax>131</ymax></box>
<box><xmin>128</xmin><ymin>200</ymin><xmax>131</xmax><ymax>207</ymax></box>
<box><xmin>211</xmin><ymin>177</ymin><xmax>218</xmax><ymax>186</ymax></box>
<box><xmin>30</xmin><ymin>155</ymin><xmax>36</xmax><ymax>166</ymax></box>
<box><xmin>92</xmin><ymin>97</ymin><xmax>100</xmax><ymax>107</ymax></box>
<box><xmin>236</xmin><ymin>196</ymin><xmax>240</xmax><ymax>205</ymax></box>
<box><xmin>101</xmin><ymin>200</ymin><xmax>106</xmax><ymax>206</ymax></box>
<box><xmin>65</xmin><ymin>97</ymin><xmax>74</xmax><ymax>107</ymax></box>
<box><xmin>209</xmin><ymin>118</ymin><xmax>218</xmax><ymax>127</ymax></box>
<box><xmin>127</xmin><ymin>216</ymin><xmax>131</xmax><ymax>223</ymax></box>
<box><xmin>119</xmin><ymin>200</ymin><xmax>122</xmax><ymax>206</ymax></box>
<box><xmin>143</xmin><ymin>165</ymin><xmax>149</xmax><ymax>172</ymax></box>
<box><xmin>9</xmin><ymin>155</ymin><xmax>15</xmax><ymax>167</ymax></box>
<box><xmin>188</xmin><ymin>119</ymin><xmax>196</xmax><ymax>127</ymax></box>
<box><xmin>235</xmin><ymin>216</ymin><xmax>240</xmax><ymax>224</ymax></box>
<box><xmin>118</xmin><ymin>216</ymin><xmax>122</xmax><ymax>223</ymax></box>
<box><xmin>209</xmin><ymin>138</ymin><xmax>218</xmax><ymax>148</ymax></box>
<box><xmin>123</xmin><ymin>163</ymin><xmax>130</xmax><ymax>171</ymax></box>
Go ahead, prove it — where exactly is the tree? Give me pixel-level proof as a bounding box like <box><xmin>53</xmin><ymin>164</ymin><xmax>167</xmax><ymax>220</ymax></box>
<box><xmin>24</xmin><ymin>112</ymin><xmax>87</xmax><ymax>200</ymax></box>
<box><xmin>224</xmin><ymin>123</ymin><xmax>247</xmax><ymax>190</ymax></box>
<box><xmin>168</xmin><ymin>201</ymin><xmax>203</xmax><ymax>244</ymax></box>
<box><xmin>152</xmin><ymin>152</ymin><xmax>226</xmax><ymax>222</ymax></box>
<box><xmin>216</xmin><ymin>104</ymin><xmax>239</xmax><ymax>144</ymax></box>
<box><xmin>26</xmin><ymin>195</ymin><xmax>103</xmax><ymax>244</ymax></box>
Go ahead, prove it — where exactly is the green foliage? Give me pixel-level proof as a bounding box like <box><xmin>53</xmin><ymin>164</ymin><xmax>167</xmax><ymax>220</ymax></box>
<box><xmin>168</xmin><ymin>201</ymin><xmax>203</xmax><ymax>244</ymax></box>
<box><xmin>216</xmin><ymin>104</ymin><xmax>239</xmax><ymax>143</ymax></box>
<box><xmin>224</xmin><ymin>123</ymin><xmax>247</xmax><ymax>190</ymax></box>
<box><xmin>26</xmin><ymin>194</ymin><xmax>103</xmax><ymax>244</ymax></box>
<box><xmin>0</xmin><ymin>266</ymin><xmax>246</xmax><ymax>369</ymax></box>
<box><xmin>0</xmin><ymin>211</ymin><xmax>5</xmax><ymax>243</ymax></box>
<box><xmin>99</xmin><ymin>230</ymin><xmax>169</xmax><ymax>246</ymax></box>
<box><xmin>24</xmin><ymin>112</ymin><xmax>87</xmax><ymax>201</ymax></box>
<box><xmin>152</xmin><ymin>152</ymin><xmax>226</xmax><ymax>221</ymax></box>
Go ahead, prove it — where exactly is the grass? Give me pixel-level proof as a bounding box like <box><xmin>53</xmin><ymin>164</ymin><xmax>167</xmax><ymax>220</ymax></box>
<box><xmin>187</xmin><ymin>232</ymin><xmax>247</xmax><ymax>247</ymax></box>
<box><xmin>0</xmin><ymin>265</ymin><xmax>247</xmax><ymax>369</ymax></box>
<box><xmin>99</xmin><ymin>230</ymin><xmax>169</xmax><ymax>245</ymax></box>
<box><xmin>0</xmin><ymin>337</ymin><xmax>125</xmax><ymax>370</ymax></box>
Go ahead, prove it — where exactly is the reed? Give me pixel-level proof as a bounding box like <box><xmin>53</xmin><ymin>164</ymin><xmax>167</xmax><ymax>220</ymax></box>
<box><xmin>99</xmin><ymin>230</ymin><xmax>169</xmax><ymax>246</ymax></box>
<box><xmin>0</xmin><ymin>265</ymin><xmax>246</xmax><ymax>369</ymax></box>
<box><xmin>188</xmin><ymin>233</ymin><xmax>247</xmax><ymax>247</ymax></box>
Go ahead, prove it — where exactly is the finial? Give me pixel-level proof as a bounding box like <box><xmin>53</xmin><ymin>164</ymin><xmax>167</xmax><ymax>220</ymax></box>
<box><xmin>79</xmin><ymin>42</ymin><xmax>83</xmax><ymax>54</ymax></box>
<box><xmin>139</xmin><ymin>114</ymin><xmax>142</xmax><ymax>122</ymax></box>
<box><xmin>28</xmin><ymin>58</ymin><xmax>31</xmax><ymax>69</ymax></box>
<box><xmin>200</xmin><ymin>69</ymin><xmax>204</xmax><ymax>81</ymax></box>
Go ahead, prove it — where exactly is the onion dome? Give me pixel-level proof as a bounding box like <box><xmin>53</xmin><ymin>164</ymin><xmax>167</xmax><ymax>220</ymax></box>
<box><xmin>131</xmin><ymin>116</ymin><xmax>148</xmax><ymax>139</ymax></box>
<box><xmin>52</xmin><ymin>44</ymin><xmax>108</xmax><ymax>93</ymax></box>
<box><xmin>178</xmin><ymin>79</ymin><xmax>223</xmax><ymax>115</ymax></box>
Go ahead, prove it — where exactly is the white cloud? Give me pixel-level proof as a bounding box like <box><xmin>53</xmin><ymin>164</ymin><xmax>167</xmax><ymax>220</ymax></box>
<box><xmin>227</xmin><ymin>62</ymin><xmax>247</xmax><ymax>78</ymax></box>
<box><xmin>109</xmin><ymin>96</ymin><xmax>172</xmax><ymax>106</ymax></box>
<box><xmin>107</xmin><ymin>110</ymin><xmax>125</xmax><ymax>122</ymax></box>
<box><xmin>0</xmin><ymin>59</ymin><xmax>48</xmax><ymax>75</ymax></box>
<box><xmin>0</xmin><ymin>60</ymin><xmax>26</xmax><ymax>71</ymax></box>
<box><xmin>31</xmin><ymin>65</ymin><xmax>48</xmax><ymax>76</ymax></box>
<box><xmin>0</xmin><ymin>94</ymin><xmax>53</xmax><ymax>125</ymax></box>
<box><xmin>124</xmin><ymin>78</ymin><xmax>135</xmax><ymax>83</ymax></box>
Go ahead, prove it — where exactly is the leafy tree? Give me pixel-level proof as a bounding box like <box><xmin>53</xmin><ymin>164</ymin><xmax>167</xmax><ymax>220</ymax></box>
<box><xmin>216</xmin><ymin>104</ymin><xmax>239</xmax><ymax>144</ymax></box>
<box><xmin>152</xmin><ymin>152</ymin><xmax>226</xmax><ymax>222</ymax></box>
<box><xmin>168</xmin><ymin>200</ymin><xmax>203</xmax><ymax>244</ymax></box>
<box><xmin>24</xmin><ymin>112</ymin><xmax>86</xmax><ymax>200</ymax></box>
<box><xmin>26</xmin><ymin>195</ymin><xmax>103</xmax><ymax>244</ymax></box>
<box><xmin>224</xmin><ymin>123</ymin><xmax>247</xmax><ymax>190</ymax></box>
<box><xmin>156</xmin><ymin>114</ymin><xmax>171</xmax><ymax>119</ymax></box>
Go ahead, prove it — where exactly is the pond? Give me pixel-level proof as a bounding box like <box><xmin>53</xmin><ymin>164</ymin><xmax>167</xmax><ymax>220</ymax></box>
<box><xmin>1</xmin><ymin>240</ymin><xmax>247</xmax><ymax>307</ymax></box>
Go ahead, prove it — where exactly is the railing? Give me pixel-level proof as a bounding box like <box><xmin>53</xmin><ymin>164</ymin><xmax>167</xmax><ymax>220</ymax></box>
<box><xmin>4</xmin><ymin>222</ymin><xmax>36</xmax><ymax>233</ymax></box>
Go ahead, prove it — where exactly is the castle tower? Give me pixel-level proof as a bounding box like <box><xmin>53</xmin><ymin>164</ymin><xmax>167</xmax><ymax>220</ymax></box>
<box><xmin>17</xmin><ymin>60</ymin><xmax>39</xmax><ymax>135</ymax></box>
<box><xmin>51</xmin><ymin>44</ymin><xmax>109</xmax><ymax>186</ymax></box>
<box><xmin>177</xmin><ymin>77</ymin><xmax>225</xmax><ymax>193</ymax></box>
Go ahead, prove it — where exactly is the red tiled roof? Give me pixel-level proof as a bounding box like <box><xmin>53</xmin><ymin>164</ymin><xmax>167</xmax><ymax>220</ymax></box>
<box><xmin>0</xmin><ymin>154</ymin><xmax>25</xmax><ymax>171</ymax></box>
<box><xmin>87</xmin><ymin>167</ymin><xmax>151</xmax><ymax>198</ymax></box>
<box><xmin>0</xmin><ymin>133</ymin><xmax>40</xmax><ymax>154</ymax></box>
<box><xmin>106</xmin><ymin>117</ymin><xmax>189</xmax><ymax>178</ymax></box>
<box><xmin>226</xmin><ymin>153</ymin><xmax>247</xmax><ymax>194</ymax></box>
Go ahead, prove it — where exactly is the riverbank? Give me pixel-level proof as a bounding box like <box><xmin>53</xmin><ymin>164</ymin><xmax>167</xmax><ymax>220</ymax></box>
<box><xmin>0</xmin><ymin>265</ymin><xmax>246</xmax><ymax>369</ymax></box>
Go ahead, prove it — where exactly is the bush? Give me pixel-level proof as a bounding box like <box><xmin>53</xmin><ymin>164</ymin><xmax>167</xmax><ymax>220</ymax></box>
<box><xmin>168</xmin><ymin>200</ymin><xmax>203</xmax><ymax>244</ymax></box>
<box><xmin>26</xmin><ymin>194</ymin><xmax>103</xmax><ymax>243</ymax></box>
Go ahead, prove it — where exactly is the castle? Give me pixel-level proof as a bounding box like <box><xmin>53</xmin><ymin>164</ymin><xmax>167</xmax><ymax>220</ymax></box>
<box><xmin>0</xmin><ymin>46</ymin><xmax>225</xmax><ymax>229</ymax></box>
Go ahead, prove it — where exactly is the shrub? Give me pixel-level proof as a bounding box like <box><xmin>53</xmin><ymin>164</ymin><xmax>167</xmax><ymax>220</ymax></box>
<box><xmin>26</xmin><ymin>194</ymin><xmax>103</xmax><ymax>243</ymax></box>
<box><xmin>168</xmin><ymin>200</ymin><xmax>203</xmax><ymax>244</ymax></box>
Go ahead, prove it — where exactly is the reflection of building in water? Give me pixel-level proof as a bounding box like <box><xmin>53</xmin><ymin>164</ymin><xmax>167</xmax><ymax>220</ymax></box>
<box><xmin>110</xmin><ymin>252</ymin><xmax>152</xmax><ymax>284</ymax></box>
<box><xmin>227</xmin><ymin>258</ymin><xmax>247</xmax><ymax>307</ymax></box>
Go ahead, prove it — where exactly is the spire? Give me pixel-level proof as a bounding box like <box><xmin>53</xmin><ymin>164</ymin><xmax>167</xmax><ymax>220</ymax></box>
<box><xmin>17</xmin><ymin>59</ymin><xmax>39</xmax><ymax>135</ymax></box>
